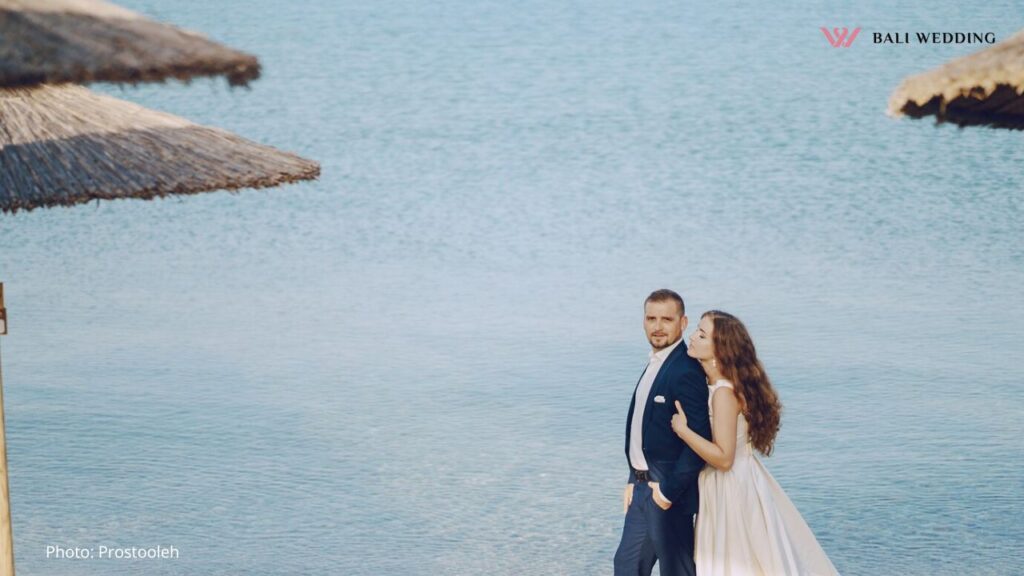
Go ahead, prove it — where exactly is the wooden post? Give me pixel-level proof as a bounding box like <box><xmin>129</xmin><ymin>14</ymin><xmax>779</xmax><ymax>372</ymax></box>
<box><xmin>0</xmin><ymin>283</ymin><xmax>15</xmax><ymax>575</ymax></box>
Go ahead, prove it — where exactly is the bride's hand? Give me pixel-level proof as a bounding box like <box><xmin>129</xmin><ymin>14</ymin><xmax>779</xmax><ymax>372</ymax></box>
<box><xmin>672</xmin><ymin>400</ymin><xmax>688</xmax><ymax>438</ymax></box>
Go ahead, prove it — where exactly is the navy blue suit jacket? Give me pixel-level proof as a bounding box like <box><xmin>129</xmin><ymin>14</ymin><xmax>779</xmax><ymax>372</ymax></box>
<box><xmin>624</xmin><ymin>340</ymin><xmax>712</xmax><ymax>513</ymax></box>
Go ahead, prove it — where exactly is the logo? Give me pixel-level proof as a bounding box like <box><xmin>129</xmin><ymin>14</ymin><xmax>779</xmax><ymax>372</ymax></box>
<box><xmin>821</xmin><ymin>27</ymin><xmax>861</xmax><ymax>48</ymax></box>
<box><xmin>873</xmin><ymin>32</ymin><xmax>996</xmax><ymax>45</ymax></box>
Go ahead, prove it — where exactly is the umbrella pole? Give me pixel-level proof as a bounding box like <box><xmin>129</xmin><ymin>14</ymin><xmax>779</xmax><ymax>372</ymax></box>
<box><xmin>0</xmin><ymin>284</ymin><xmax>14</xmax><ymax>575</ymax></box>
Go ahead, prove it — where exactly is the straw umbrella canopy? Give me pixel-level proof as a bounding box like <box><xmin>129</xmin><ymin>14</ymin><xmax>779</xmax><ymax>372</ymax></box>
<box><xmin>0</xmin><ymin>0</ymin><xmax>260</xmax><ymax>88</ymax></box>
<box><xmin>888</xmin><ymin>30</ymin><xmax>1024</xmax><ymax>129</ymax></box>
<box><xmin>0</xmin><ymin>83</ymin><xmax>319</xmax><ymax>574</ymax></box>
<box><xmin>0</xmin><ymin>84</ymin><xmax>320</xmax><ymax>212</ymax></box>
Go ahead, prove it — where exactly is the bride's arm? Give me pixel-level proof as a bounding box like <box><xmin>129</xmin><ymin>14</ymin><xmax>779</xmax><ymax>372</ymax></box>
<box><xmin>672</xmin><ymin>388</ymin><xmax>740</xmax><ymax>471</ymax></box>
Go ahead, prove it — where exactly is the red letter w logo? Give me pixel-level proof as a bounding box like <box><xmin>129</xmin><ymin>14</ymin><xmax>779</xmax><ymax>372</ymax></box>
<box><xmin>821</xmin><ymin>27</ymin><xmax>861</xmax><ymax>47</ymax></box>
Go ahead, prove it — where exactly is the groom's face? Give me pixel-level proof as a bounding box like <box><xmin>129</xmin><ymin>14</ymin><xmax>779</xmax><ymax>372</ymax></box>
<box><xmin>644</xmin><ymin>300</ymin><xmax>687</xmax><ymax>351</ymax></box>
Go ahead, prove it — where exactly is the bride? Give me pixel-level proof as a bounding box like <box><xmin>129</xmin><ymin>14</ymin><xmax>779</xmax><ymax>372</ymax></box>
<box><xmin>671</xmin><ymin>310</ymin><xmax>839</xmax><ymax>576</ymax></box>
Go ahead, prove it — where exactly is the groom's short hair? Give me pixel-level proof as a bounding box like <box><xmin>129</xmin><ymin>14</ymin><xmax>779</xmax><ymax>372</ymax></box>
<box><xmin>645</xmin><ymin>289</ymin><xmax>685</xmax><ymax>316</ymax></box>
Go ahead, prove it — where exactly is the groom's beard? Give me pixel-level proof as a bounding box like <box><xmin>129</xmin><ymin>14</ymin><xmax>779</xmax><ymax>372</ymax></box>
<box><xmin>648</xmin><ymin>333</ymin><xmax>681</xmax><ymax>351</ymax></box>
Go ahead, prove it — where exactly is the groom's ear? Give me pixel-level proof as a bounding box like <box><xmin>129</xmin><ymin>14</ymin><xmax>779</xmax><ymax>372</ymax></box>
<box><xmin>680</xmin><ymin>315</ymin><xmax>689</xmax><ymax>331</ymax></box>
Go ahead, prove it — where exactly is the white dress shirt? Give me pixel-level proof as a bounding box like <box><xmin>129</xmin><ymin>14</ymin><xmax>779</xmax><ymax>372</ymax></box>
<box><xmin>628</xmin><ymin>337</ymin><xmax>683</xmax><ymax>472</ymax></box>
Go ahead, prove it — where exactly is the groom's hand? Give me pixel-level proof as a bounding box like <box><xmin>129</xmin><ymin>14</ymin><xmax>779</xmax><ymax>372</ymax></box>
<box><xmin>622</xmin><ymin>483</ymin><xmax>634</xmax><ymax>513</ymax></box>
<box><xmin>649</xmin><ymin>482</ymin><xmax>672</xmax><ymax>510</ymax></box>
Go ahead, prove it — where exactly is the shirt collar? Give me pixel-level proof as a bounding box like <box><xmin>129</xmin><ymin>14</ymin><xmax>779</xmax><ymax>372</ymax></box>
<box><xmin>649</xmin><ymin>336</ymin><xmax>683</xmax><ymax>363</ymax></box>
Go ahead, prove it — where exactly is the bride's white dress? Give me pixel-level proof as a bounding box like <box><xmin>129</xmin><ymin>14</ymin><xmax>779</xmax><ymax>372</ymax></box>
<box><xmin>695</xmin><ymin>380</ymin><xmax>839</xmax><ymax>576</ymax></box>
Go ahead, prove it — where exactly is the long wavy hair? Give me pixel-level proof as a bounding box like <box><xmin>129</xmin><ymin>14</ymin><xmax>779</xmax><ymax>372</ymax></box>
<box><xmin>704</xmin><ymin>310</ymin><xmax>782</xmax><ymax>456</ymax></box>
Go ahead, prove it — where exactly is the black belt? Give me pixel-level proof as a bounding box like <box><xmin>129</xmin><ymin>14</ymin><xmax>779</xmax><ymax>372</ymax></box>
<box><xmin>632</xmin><ymin>469</ymin><xmax>650</xmax><ymax>482</ymax></box>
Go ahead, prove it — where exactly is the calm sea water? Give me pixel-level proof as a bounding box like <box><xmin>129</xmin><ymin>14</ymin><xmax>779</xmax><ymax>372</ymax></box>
<box><xmin>1</xmin><ymin>1</ymin><xmax>1022</xmax><ymax>574</ymax></box>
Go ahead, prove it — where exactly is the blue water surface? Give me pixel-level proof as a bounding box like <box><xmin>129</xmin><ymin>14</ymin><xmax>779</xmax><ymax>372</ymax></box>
<box><xmin>1</xmin><ymin>1</ymin><xmax>1022</xmax><ymax>574</ymax></box>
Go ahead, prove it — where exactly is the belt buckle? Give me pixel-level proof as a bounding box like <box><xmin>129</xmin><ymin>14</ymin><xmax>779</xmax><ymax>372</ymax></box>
<box><xmin>634</xmin><ymin>469</ymin><xmax>649</xmax><ymax>482</ymax></box>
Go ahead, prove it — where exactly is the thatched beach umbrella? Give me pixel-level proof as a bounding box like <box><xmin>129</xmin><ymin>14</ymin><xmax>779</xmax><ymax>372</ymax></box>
<box><xmin>0</xmin><ymin>84</ymin><xmax>320</xmax><ymax>212</ymax></box>
<box><xmin>0</xmin><ymin>85</ymin><xmax>319</xmax><ymax>574</ymax></box>
<box><xmin>0</xmin><ymin>0</ymin><xmax>260</xmax><ymax>88</ymax></box>
<box><xmin>888</xmin><ymin>30</ymin><xmax>1024</xmax><ymax>129</ymax></box>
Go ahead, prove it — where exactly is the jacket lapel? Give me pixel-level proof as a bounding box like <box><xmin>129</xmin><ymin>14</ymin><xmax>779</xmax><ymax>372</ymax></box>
<box><xmin>641</xmin><ymin>340</ymin><xmax>688</xmax><ymax>437</ymax></box>
<box><xmin>625</xmin><ymin>365</ymin><xmax>649</xmax><ymax>452</ymax></box>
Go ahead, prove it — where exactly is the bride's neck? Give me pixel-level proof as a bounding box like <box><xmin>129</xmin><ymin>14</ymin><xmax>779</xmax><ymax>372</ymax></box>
<box><xmin>701</xmin><ymin>360</ymin><xmax>724</xmax><ymax>383</ymax></box>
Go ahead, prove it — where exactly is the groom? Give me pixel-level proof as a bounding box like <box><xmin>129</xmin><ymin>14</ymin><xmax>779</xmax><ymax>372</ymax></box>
<box><xmin>614</xmin><ymin>289</ymin><xmax>711</xmax><ymax>576</ymax></box>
